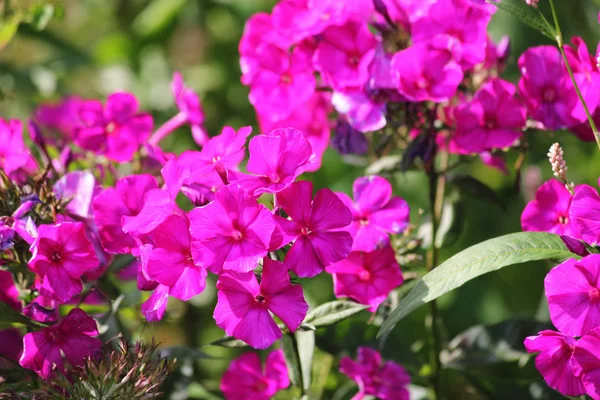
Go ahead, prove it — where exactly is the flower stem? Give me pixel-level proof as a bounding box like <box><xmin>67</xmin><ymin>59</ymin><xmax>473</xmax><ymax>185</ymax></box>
<box><xmin>148</xmin><ymin>112</ymin><xmax>188</xmax><ymax>146</ymax></box>
<box><xmin>547</xmin><ymin>0</ymin><xmax>600</xmax><ymax>151</ymax></box>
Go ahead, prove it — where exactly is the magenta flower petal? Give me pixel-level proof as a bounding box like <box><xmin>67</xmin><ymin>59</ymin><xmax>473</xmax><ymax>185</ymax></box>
<box><xmin>545</xmin><ymin>255</ymin><xmax>600</xmax><ymax>337</ymax></box>
<box><xmin>141</xmin><ymin>284</ymin><xmax>170</xmax><ymax>322</ymax></box>
<box><xmin>0</xmin><ymin>270</ymin><xmax>21</xmax><ymax>310</ymax></box>
<box><xmin>570</xmin><ymin>184</ymin><xmax>600</xmax><ymax>245</ymax></box>
<box><xmin>524</xmin><ymin>330</ymin><xmax>585</xmax><ymax>397</ymax></box>
<box><xmin>121</xmin><ymin>189</ymin><xmax>176</xmax><ymax>236</ymax></box>
<box><xmin>572</xmin><ymin>327</ymin><xmax>600</xmax><ymax>399</ymax></box>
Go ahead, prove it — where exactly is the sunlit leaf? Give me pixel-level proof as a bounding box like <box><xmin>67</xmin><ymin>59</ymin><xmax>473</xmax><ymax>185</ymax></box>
<box><xmin>304</xmin><ymin>301</ymin><xmax>369</xmax><ymax>328</ymax></box>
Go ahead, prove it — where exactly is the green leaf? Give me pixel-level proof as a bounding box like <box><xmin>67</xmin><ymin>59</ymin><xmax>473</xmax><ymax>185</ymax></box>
<box><xmin>490</xmin><ymin>0</ymin><xmax>557</xmax><ymax>40</ymax></box>
<box><xmin>282</xmin><ymin>329</ymin><xmax>315</xmax><ymax>393</ymax></box>
<box><xmin>207</xmin><ymin>336</ymin><xmax>248</xmax><ymax>348</ymax></box>
<box><xmin>0</xmin><ymin>13</ymin><xmax>22</xmax><ymax>50</ymax></box>
<box><xmin>132</xmin><ymin>0</ymin><xmax>187</xmax><ymax>37</ymax></box>
<box><xmin>0</xmin><ymin>302</ymin><xmax>45</xmax><ymax>328</ymax></box>
<box><xmin>378</xmin><ymin>232</ymin><xmax>574</xmax><ymax>338</ymax></box>
<box><xmin>450</xmin><ymin>175</ymin><xmax>505</xmax><ymax>210</ymax></box>
<box><xmin>304</xmin><ymin>301</ymin><xmax>368</xmax><ymax>328</ymax></box>
<box><xmin>366</xmin><ymin>155</ymin><xmax>401</xmax><ymax>175</ymax></box>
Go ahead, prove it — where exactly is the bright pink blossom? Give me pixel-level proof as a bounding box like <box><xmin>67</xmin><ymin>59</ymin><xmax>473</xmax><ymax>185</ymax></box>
<box><xmin>93</xmin><ymin>174</ymin><xmax>158</xmax><ymax>254</ymax></box>
<box><xmin>19</xmin><ymin>308</ymin><xmax>101</xmax><ymax>379</ymax></box>
<box><xmin>453</xmin><ymin>79</ymin><xmax>525</xmax><ymax>152</ymax></box>
<box><xmin>238</xmin><ymin>128</ymin><xmax>316</xmax><ymax>195</ymax></box>
<box><xmin>214</xmin><ymin>258</ymin><xmax>308</xmax><ymax>349</ymax></box>
<box><xmin>34</xmin><ymin>96</ymin><xmax>83</xmax><ymax>141</ymax></box>
<box><xmin>278</xmin><ymin>181</ymin><xmax>353</xmax><ymax>278</ymax></box>
<box><xmin>29</xmin><ymin>222</ymin><xmax>99</xmax><ymax>303</ymax></box>
<box><xmin>570</xmin><ymin>180</ymin><xmax>600</xmax><ymax>245</ymax></box>
<box><xmin>564</xmin><ymin>37</ymin><xmax>600</xmax><ymax>122</ymax></box>
<box><xmin>573</xmin><ymin>326</ymin><xmax>600</xmax><ymax>399</ymax></box>
<box><xmin>0</xmin><ymin>270</ymin><xmax>21</xmax><ymax>310</ymax></box>
<box><xmin>121</xmin><ymin>188</ymin><xmax>177</xmax><ymax>237</ymax></box>
<box><xmin>340</xmin><ymin>347</ymin><xmax>411</xmax><ymax>400</ymax></box>
<box><xmin>189</xmin><ymin>184</ymin><xmax>275</xmax><ymax>274</ymax></box>
<box><xmin>391</xmin><ymin>43</ymin><xmax>463</xmax><ymax>103</ymax></box>
<box><xmin>313</xmin><ymin>20</ymin><xmax>379</xmax><ymax>90</ymax></box>
<box><xmin>545</xmin><ymin>255</ymin><xmax>600</xmax><ymax>337</ymax></box>
<box><xmin>239</xmin><ymin>13</ymin><xmax>276</xmax><ymax>85</ymax></box>
<box><xmin>524</xmin><ymin>330</ymin><xmax>585</xmax><ymax>397</ymax></box>
<box><xmin>221</xmin><ymin>350</ymin><xmax>289</xmax><ymax>400</ymax></box>
<box><xmin>0</xmin><ymin>119</ymin><xmax>38</xmax><ymax>182</ymax></box>
<box><xmin>248</xmin><ymin>43</ymin><xmax>315</xmax><ymax>121</ymax></box>
<box><xmin>326</xmin><ymin>246</ymin><xmax>403</xmax><ymax>311</ymax></box>
<box><xmin>73</xmin><ymin>92</ymin><xmax>153</xmax><ymax>162</ymax></box>
<box><xmin>54</xmin><ymin>171</ymin><xmax>98</xmax><ymax>220</ymax></box>
<box><xmin>336</xmin><ymin>176</ymin><xmax>409</xmax><ymax>252</ymax></box>
<box><xmin>518</xmin><ymin>46</ymin><xmax>581</xmax><ymax>129</ymax></box>
<box><xmin>521</xmin><ymin>180</ymin><xmax>583</xmax><ymax>238</ymax></box>
<box><xmin>172</xmin><ymin>72</ymin><xmax>207</xmax><ymax>145</ymax></box>
<box><xmin>332</xmin><ymin>89</ymin><xmax>387</xmax><ymax>133</ymax></box>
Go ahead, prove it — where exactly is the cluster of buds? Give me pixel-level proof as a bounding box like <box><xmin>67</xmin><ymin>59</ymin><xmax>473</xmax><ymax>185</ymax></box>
<box><xmin>547</xmin><ymin>142</ymin><xmax>574</xmax><ymax>193</ymax></box>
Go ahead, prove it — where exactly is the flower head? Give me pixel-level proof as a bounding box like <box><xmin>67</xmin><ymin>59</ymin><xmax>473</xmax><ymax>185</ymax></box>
<box><xmin>172</xmin><ymin>71</ymin><xmax>207</xmax><ymax>146</ymax></box>
<box><xmin>569</xmin><ymin>180</ymin><xmax>600</xmax><ymax>245</ymax></box>
<box><xmin>54</xmin><ymin>171</ymin><xmax>98</xmax><ymax>220</ymax></box>
<box><xmin>73</xmin><ymin>92</ymin><xmax>153</xmax><ymax>162</ymax></box>
<box><xmin>0</xmin><ymin>118</ymin><xmax>38</xmax><ymax>182</ymax></box>
<box><xmin>189</xmin><ymin>185</ymin><xmax>275</xmax><ymax>274</ymax></box>
<box><xmin>524</xmin><ymin>330</ymin><xmax>585</xmax><ymax>397</ymax></box>
<box><xmin>214</xmin><ymin>258</ymin><xmax>308</xmax><ymax>349</ymax></box>
<box><xmin>19</xmin><ymin>308</ymin><xmax>102</xmax><ymax>379</ymax></box>
<box><xmin>29</xmin><ymin>222</ymin><xmax>99</xmax><ymax>303</ymax></box>
<box><xmin>278</xmin><ymin>181</ymin><xmax>353</xmax><ymax>277</ymax></box>
<box><xmin>545</xmin><ymin>255</ymin><xmax>600</xmax><ymax>337</ymax></box>
<box><xmin>572</xmin><ymin>326</ymin><xmax>600</xmax><ymax>399</ymax></box>
<box><xmin>221</xmin><ymin>350</ymin><xmax>289</xmax><ymax>400</ymax></box>
<box><xmin>336</xmin><ymin>176</ymin><xmax>409</xmax><ymax>252</ymax></box>
<box><xmin>340</xmin><ymin>347</ymin><xmax>411</xmax><ymax>400</ymax></box>
<box><xmin>326</xmin><ymin>246</ymin><xmax>403</xmax><ymax>311</ymax></box>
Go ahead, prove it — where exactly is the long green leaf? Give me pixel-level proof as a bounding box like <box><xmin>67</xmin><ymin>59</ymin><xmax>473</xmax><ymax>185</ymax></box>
<box><xmin>304</xmin><ymin>300</ymin><xmax>368</xmax><ymax>328</ymax></box>
<box><xmin>378</xmin><ymin>232</ymin><xmax>574</xmax><ymax>338</ymax></box>
<box><xmin>490</xmin><ymin>0</ymin><xmax>557</xmax><ymax>40</ymax></box>
<box><xmin>282</xmin><ymin>329</ymin><xmax>315</xmax><ymax>393</ymax></box>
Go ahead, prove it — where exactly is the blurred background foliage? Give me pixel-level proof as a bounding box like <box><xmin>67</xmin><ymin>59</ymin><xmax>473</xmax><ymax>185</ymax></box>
<box><xmin>1</xmin><ymin>0</ymin><xmax>600</xmax><ymax>398</ymax></box>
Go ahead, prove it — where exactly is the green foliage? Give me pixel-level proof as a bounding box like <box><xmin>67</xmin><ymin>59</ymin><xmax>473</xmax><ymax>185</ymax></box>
<box><xmin>282</xmin><ymin>329</ymin><xmax>315</xmax><ymax>394</ymax></box>
<box><xmin>379</xmin><ymin>232</ymin><xmax>575</xmax><ymax>338</ymax></box>
<box><xmin>490</xmin><ymin>0</ymin><xmax>557</xmax><ymax>40</ymax></box>
<box><xmin>0</xmin><ymin>302</ymin><xmax>44</xmax><ymax>328</ymax></box>
<box><xmin>303</xmin><ymin>301</ymin><xmax>369</xmax><ymax>329</ymax></box>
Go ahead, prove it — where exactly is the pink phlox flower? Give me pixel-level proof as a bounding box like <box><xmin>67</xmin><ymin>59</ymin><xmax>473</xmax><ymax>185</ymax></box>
<box><xmin>189</xmin><ymin>184</ymin><xmax>276</xmax><ymax>274</ymax></box>
<box><xmin>220</xmin><ymin>349</ymin><xmax>290</xmax><ymax>400</ymax></box>
<box><xmin>214</xmin><ymin>257</ymin><xmax>308</xmax><ymax>349</ymax></box>
<box><xmin>340</xmin><ymin>347</ymin><xmax>411</xmax><ymax>400</ymax></box>
<box><xmin>573</xmin><ymin>326</ymin><xmax>600</xmax><ymax>399</ymax></box>
<box><xmin>326</xmin><ymin>246</ymin><xmax>403</xmax><ymax>311</ymax></box>
<box><xmin>0</xmin><ymin>270</ymin><xmax>21</xmax><ymax>310</ymax></box>
<box><xmin>453</xmin><ymin>79</ymin><xmax>526</xmax><ymax>152</ymax></box>
<box><xmin>569</xmin><ymin>180</ymin><xmax>600</xmax><ymax>245</ymax></box>
<box><xmin>0</xmin><ymin>329</ymin><xmax>23</xmax><ymax>365</ymax></box>
<box><xmin>524</xmin><ymin>330</ymin><xmax>586</xmax><ymax>397</ymax></box>
<box><xmin>380</xmin><ymin>0</ymin><xmax>436</xmax><ymax>25</ymax></box>
<box><xmin>23</xmin><ymin>303</ymin><xmax>59</xmax><ymax>324</ymax></box>
<box><xmin>54</xmin><ymin>171</ymin><xmax>98</xmax><ymax>220</ymax></box>
<box><xmin>249</xmin><ymin>43</ymin><xmax>316</xmax><ymax>121</ymax></box>
<box><xmin>93</xmin><ymin>174</ymin><xmax>158</xmax><ymax>254</ymax></box>
<box><xmin>277</xmin><ymin>181</ymin><xmax>353</xmax><ymax>278</ymax></box>
<box><xmin>29</xmin><ymin>222</ymin><xmax>99</xmax><ymax>303</ymax></box>
<box><xmin>19</xmin><ymin>308</ymin><xmax>101</xmax><ymax>379</ymax></box>
<box><xmin>240</xmin><ymin>13</ymin><xmax>278</xmax><ymax>86</ymax></box>
<box><xmin>391</xmin><ymin>42</ymin><xmax>463</xmax><ymax>103</ymax></box>
<box><xmin>34</xmin><ymin>96</ymin><xmax>83</xmax><ymax>144</ymax></box>
<box><xmin>172</xmin><ymin>71</ymin><xmax>208</xmax><ymax>146</ymax></box>
<box><xmin>313</xmin><ymin>20</ymin><xmax>379</xmax><ymax>90</ymax></box>
<box><xmin>73</xmin><ymin>92</ymin><xmax>153</xmax><ymax>162</ymax></box>
<box><xmin>545</xmin><ymin>255</ymin><xmax>600</xmax><ymax>337</ymax></box>
<box><xmin>258</xmin><ymin>93</ymin><xmax>332</xmax><ymax>172</ymax></box>
<box><xmin>336</xmin><ymin>176</ymin><xmax>409</xmax><ymax>252</ymax></box>
<box><xmin>235</xmin><ymin>127</ymin><xmax>316</xmax><ymax>196</ymax></box>
<box><xmin>332</xmin><ymin>89</ymin><xmax>387</xmax><ymax>133</ymax></box>
<box><xmin>0</xmin><ymin>118</ymin><xmax>38</xmax><ymax>183</ymax></box>
<box><xmin>518</xmin><ymin>46</ymin><xmax>581</xmax><ymax>129</ymax></box>
<box><xmin>121</xmin><ymin>188</ymin><xmax>176</xmax><ymax>238</ymax></box>
<box><xmin>522</xmin><ymin>179</ymin><xmax>584</xmax><ymax>238</ymax></box>
<box><xmin>564</xmin><ymin>37</ymin><xmax>600</xmax><ymax>121</ymax></box>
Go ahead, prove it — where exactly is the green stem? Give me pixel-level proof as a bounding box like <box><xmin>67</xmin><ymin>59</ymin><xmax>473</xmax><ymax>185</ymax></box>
<box><xmin>547</xmin><ymin>0</ymin><xmax>600</xmax><ymax>150</ymax></box>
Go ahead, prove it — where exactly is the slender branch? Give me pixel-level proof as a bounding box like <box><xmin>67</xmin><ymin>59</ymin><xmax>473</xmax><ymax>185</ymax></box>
<box><xmin>546</xmin><ymin>0</ymin><xmax>600</xmax><ymax>150</ymax></box>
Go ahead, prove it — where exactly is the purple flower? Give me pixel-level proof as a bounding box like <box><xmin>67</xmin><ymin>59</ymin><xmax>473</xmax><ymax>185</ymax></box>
<box><xmin>221</xmin><ymin>350</ymin><xmax>289</xmax><ymax>400</ymax></box>
<box><xmin>54</xmin><ymin>171</ymin><xmax>98</xmax><ymax>220</ymax></box>
<box><xmin>214</xmin><ymin>258</ymin><xmax>308</xmax><ymax>349</ymax></box>
<box><xmin>34</xmin><ymin>96</ymin><xmax>83</xmax><ymax>143</ymax></box>
<box><xmin>336</xmin><ymin>176</ymin><xmax>409</xmax><ymax>252</ymax></box>
<box><xmin>569</xmin><ymin>180</ymin><xmax>600</xmax><ymax>245</ymax></box>
<box><xmin>545</xmin><ymin>255</ymin><xmax>600</xmax><ymax>337</ymax></box>
<box><xmin>73</xmin><ymin>92</ymin><xmax>153</xmax><ymax>162</ymax></box>
<box><xmin>0</xmin><ymin>270</ymin><xmax>21</xmax><ymax>310</ymax></box>
<box><xmin>453</xmin><ymin>79</ymin><xmax>526</xmax><ymax>152</ymax></box>
<box><xmin>524</xmin><ymin>330</ymin><xmax>585</xmax><ymax>397</ymax></box>
<box><xmin>0</xmin><ymin>329</ymin><xmax>23</xmax><ymax>365</ymax></box>
<box><xmin>189</xmin><ymin>185</ymin><xmax>276</xmax><ymax>274</ymax></box>
<box><xmin>326</xmin><ymin>246</ymin><xmax>403</xmax><ymax>311</ymax></box>
<box><xmin>391</xmin><ymin>43</ymin><xmax>463</xmax><ymax>103</ymax></box>
<box><xmin>340</xmin><ymin>347</ymin><xmax>411</xmax><ymax>400</ymax></box>
<box><xmin>19</xmin><ymin>308</ymin><xmax>101</xmax><ymax>379</ymax></box>
<box><xmin>0</xmin><ymin>119</ymin><xmax>38</xmax><ymax>183</ymax></box>
<box><xmin>572</xmin><ymin>326</ymin><xmax>600</xmax><ymax>399</ymax></box>
<box><xmin>331</xmin><ymin>119</ymin><xmax>369</xmax><ymax>155</ymax></box>
<box><xmin>278</xmin><ymin>181</ymin><xmax>353</xmax><ymax>278</ymax></box>
<box><xmin>29</xmin><ymin>222</ymin><xmax>99</xmax><ymax>303</ymax></box>
<box><xmin>313</xmin><ymin>20</ymin><xmax>379</xmax><ymax>90</ymax></box>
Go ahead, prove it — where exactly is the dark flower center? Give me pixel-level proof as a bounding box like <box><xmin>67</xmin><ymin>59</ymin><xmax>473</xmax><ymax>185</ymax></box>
<box><xmin>280</xmin><ymin>73</ymin><xmax>293</xmax><ymax>85</ymax></box>
<box><xmin>589</xmin><ymin>287</ymin><xmax>600</xmax><ymax>302</ymax></box>
<box><xmin>232</xmin><ymin>230</ymin><xmax>243</xmax><ymax>241</ymax></box>
<box><xmin>358</xmin><ymin>269</ymin><xmax>371</xmax><ymax>282</ymax></box>
<box><xmin>348</xmin><ymin>54</ymin><xmax>360</xmax><ymax>66</ymax></box>
<box><xmin>558</xmin><ymin>215</ymin><xmax>568</xmax><ymax>225</ymax></box>
<box><xmin>542</xmin><ymin>87</ymin><xmax>556</xmax><ymax>102</ymax></box>
<box><xmin>51</xmin><ymin>252</ymin><xmax>62</xmax><ymax>261</ymax></box>
<box><xmin>300</xmin><ymin>226</ymin><xmax>312</xmax><ymax>236</ymax></box>
<box><xmin>255</xmin><ymin>294</ymin><xmax>267</xmax><ymax>304</ymax></box>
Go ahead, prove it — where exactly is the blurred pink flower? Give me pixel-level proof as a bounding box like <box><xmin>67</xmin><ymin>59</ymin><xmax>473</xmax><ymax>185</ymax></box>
<box><xmin>73</xmin><ymin>92</ymin><xmax>153</xmax><ymax>162</ymax></box>
<box><xmin>564</xmin><ymin>37</ymin><xmax>600</xmax><ymax>121</ymax></box>
<box><xmin>326</xmin><ymin>246</ymin><xmax>403</xmax><ymax>311</ymax></box>
<box><xmin>54</xmin><ymin>171</ymin><xmax>98</xmax><ymax>220</ymax></box>
<box><xmin>340</xmin><ymin>347</ymin><xmax>411</xmax><ymax>400</ymax></box>
<box><xmin>0</xmin><ymin>270</ymin><xmax>21</xmax><ymax>310</ymax></box>
<box><xmin>19</xmin><ymin>308</ymin><xmax>101</xmax><ymax>379</ymax></box>
<box><xmin>221</xmin><ymin>350</ymin><xmax>289</xmax><ymax>400</ymax></box>
<box><xmin>278</xmin><ymin>181</ymin><xmax>353</xmax><ymax>277</ymax></box>
<box><xmin>336</xmin><ymin>176</ymin><xmax>409</xmax><ymax>252</ymax></box>
<box><xmin>29</xmin><ymin>222</ymin><xmax>99</xmax><ymax>303</ymax></box>
<box><xmin>545</xmin><ymin>255</ymin><xmax>600</xmax><ymax>337</ymax></box>
<box><xmin>214</xmin><ymin>258</ymin><xmax>308</xmax><ymax>349</ymax></box>
<box><xmin>34</xmin><ymin>96</ymin><xmax>83</xmax><ymax>144</ymax></box>
<box><xmin>0</xmin><ymin>119</ymin><xmax>38</xmax><ymax>183</ymax></box>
